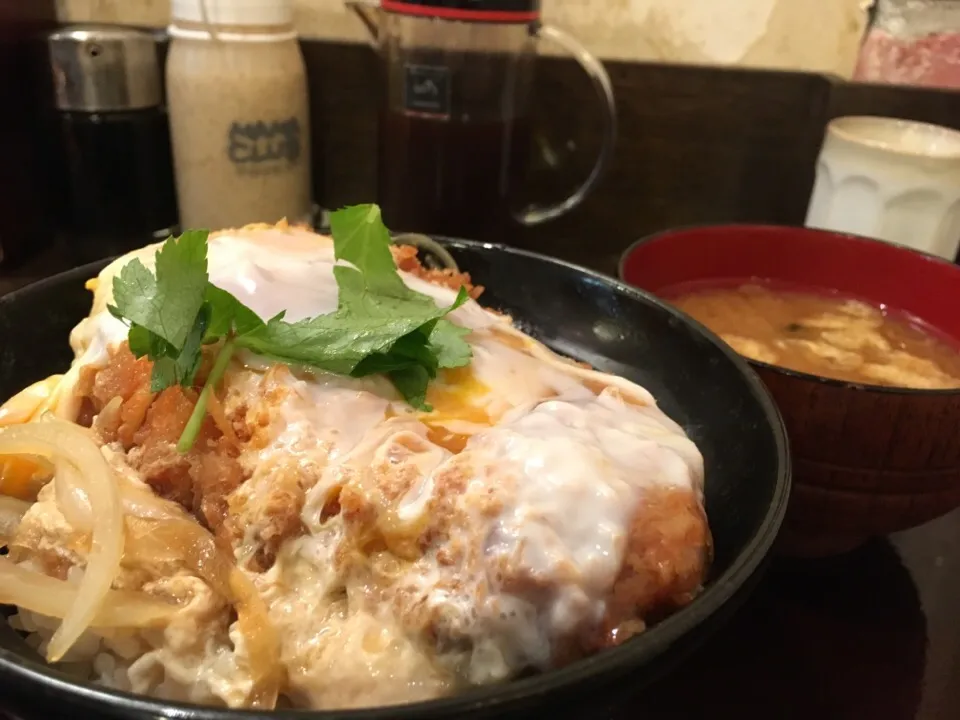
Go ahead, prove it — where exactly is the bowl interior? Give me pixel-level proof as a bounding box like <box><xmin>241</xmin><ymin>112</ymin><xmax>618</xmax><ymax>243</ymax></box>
<box><xmin>0</xmin><ymin>242</ymin><xmax>789</xmax><ymax>719</ymax></box>
<box><xmin>619</xmin><ymin>224</ymin><xmax>960</xmax><ymax>343</ymax></box>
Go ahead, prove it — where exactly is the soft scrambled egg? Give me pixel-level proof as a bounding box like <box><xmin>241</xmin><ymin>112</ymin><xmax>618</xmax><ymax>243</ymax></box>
<box><xmin>0</xmin><ymin>224</ymin><xmax>709</xmax><ymax>709</ymax></box>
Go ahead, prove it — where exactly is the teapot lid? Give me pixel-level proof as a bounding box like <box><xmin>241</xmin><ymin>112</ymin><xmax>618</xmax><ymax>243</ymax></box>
<box><xmin>381</xmin><ymin>0</ymin><xmax>540</xmax><ymax>23</ymax></box>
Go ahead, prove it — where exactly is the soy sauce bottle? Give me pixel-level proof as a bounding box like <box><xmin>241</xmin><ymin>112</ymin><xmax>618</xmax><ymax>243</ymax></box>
<box><xmin>47</xmin><ymin>25</ymin><xmax>179</xmax><ymax>262</ymax></box>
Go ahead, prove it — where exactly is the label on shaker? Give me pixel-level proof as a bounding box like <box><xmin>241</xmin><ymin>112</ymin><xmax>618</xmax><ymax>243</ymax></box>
<box><xmin>403</xmin><ymin>64</ymin><xmax>451</xmax><ymax>117</ymax></box>
<box><xmin>227</xmin><ymin>118</ymin><xmax>303</xmax><ymax>174</ymax></box>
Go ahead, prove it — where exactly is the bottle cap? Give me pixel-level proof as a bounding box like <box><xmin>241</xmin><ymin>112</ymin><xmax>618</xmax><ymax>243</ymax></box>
<box><xmin>47</xmin><ymin>25</ymin><xmax>162</xmax><ymax>111</ymax></box>
<box><xmin>381</xmin><ymin>0</ymin><xmax>540</xmax><ymax>23</ymax></box>
<box><xmin>171</xmin><ymin>0</ymin><xmax>294</xmax><ymax>27</ymax></box>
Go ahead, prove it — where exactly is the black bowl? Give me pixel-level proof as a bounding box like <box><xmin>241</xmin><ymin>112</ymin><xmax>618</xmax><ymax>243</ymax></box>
<box><xmin>0</xmin><ymin>240</ymin><xmax>791</xmax><ymax>719</ymax></box>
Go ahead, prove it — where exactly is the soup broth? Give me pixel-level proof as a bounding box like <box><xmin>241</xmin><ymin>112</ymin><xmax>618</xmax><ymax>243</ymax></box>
<box><xmin>669</xmin><ymin>280</ymin><xmax>960</xmax><ymax>390</ymax></box>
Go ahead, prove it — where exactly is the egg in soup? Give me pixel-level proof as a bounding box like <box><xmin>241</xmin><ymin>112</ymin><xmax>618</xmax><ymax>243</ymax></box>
<box><xmin>670</xmin><ymin>280</ymin><xmax>960</xmax><ymax>390</ymax></box>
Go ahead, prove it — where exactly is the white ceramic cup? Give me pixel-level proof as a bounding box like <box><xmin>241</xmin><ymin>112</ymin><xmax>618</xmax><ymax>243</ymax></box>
<box><xmin>805</xmin><ymin>116</ymin><xmax>960</xmax><ymax>261</ymax></box>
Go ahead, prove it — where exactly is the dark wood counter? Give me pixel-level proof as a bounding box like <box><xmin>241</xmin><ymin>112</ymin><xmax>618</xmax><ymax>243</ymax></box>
<box><xmin>624</xmin><ymin>517</ymin><xmax>960</xmax><ymax>720</ymax></box>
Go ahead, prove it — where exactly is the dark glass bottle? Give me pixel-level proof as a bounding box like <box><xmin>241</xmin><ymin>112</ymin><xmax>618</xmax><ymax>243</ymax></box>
<box><xmin>47</xmin><ymin>25</ymin><xmax>179</xmax><ymax>264</ymax></box>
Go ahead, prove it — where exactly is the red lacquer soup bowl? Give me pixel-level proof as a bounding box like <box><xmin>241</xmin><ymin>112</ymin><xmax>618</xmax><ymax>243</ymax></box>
<box><xmin>621</xmin><ymin>225</ymin><xmax>960</xmax><ymax>556</ymax></box>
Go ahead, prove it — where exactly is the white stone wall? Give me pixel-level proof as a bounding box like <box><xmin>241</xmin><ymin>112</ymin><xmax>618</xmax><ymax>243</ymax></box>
<box><xmin>57</xmin><ymin>0</ymin><xmax>872</xmax><ymax>77</ymax></box>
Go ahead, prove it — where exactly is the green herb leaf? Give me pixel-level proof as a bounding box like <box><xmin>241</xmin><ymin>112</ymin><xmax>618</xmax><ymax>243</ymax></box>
<box><xmin>203</xmin><ymin>284</ymin><xmax>265</xmax><ymax>341</ymax></box>
<box><xmin>429</xmin><ymin>319</ymin><xmax>473</xmax><ymax>369</ymax></box>
<box><xmin>387</xmin><ymin>365</ymin><xmax>433</xmax><ymax>411</ymax></box>
<box><xmin>109</xmin><ymin>230</ymin><xmax>209</xmax><ymax>350</ymax></box>
<box><xmin>109</xmin><ymin>204</ymin><xmax>475</xmax><ymax>451</ymax></box>
<box><xmin>330</xmin><ymin>204</ymin><xmax>408</xmax><ymax>298</ymax></box>
<box><xmin>234</xmin><ymin>255</ymin><xmax>470</xmax><ymax>384</ymax></box>
<box><xmin>351</xmin><ymin>331</ymin><xmax>440</xmax><ymax>379</ymax></box>
<box><xmin>149</xmin><ymin>310</ymin><xmax>208</xmax><ymax>392</ymax></box>
<box><xmin>176</xmin><ymin>338</ymin><xmax>236</xmax><ymax>454</ymax></box>
<box><xmin>236</xmin><ymin>303</ymin><xmax>442</xmax><ymax>376</ymax></box>
<box><xmin>128</xmin><ymin>324</ymin><xmax>172</xmax><ymax>359</ymax></box>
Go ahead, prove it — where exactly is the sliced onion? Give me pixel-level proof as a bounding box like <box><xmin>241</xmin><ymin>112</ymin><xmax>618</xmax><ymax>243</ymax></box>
<box><xmin>126</xmin><ymin>516</ymin><xmax>281</xmax><ymax>708</ymax></box>
<box><xmin>91</xmin><ymin>395</ymin><xmax>123</xmax><ymax>442</ymax></box>
<box><xmin>119</xmin><ymin>480</ymin><xmax>182</xmax><ymax>522</ymax></box>
<box><xmin>0</xmin><ymin>376</ymin><xmax>64</xmax><ymax>427</ymax></box>
<box><xmin>0</xmin><ymin>420</ymin><xmax>280</xmax><ymax>708</ymax></box>
<box><xmin>0</xmin><ymin>420</ymin><xmax>123</xmax><ymax>662</ymax></box>
<box><xmin>0</xmin><ymin>556</ymin><xmax>177</xmax><ymax>627</ymax></box>
<box><xmin>52</xmin><ymin>456</ymin><xmax>181</xmax><ymax>533</ymax></box>
<box><xmin>0</xmin><ymin>496</ymin><xmax>31</xmax><ymax>543</ymax></box>
<box><xmin>53</xmin><ymin>458</ymin><xmax>93</xmax><ymax>532</ymax></box>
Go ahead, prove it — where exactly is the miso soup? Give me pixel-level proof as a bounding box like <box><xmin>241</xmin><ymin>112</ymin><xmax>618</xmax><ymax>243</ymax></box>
<box><xmin>669</xmin><ymin>280</ymin><xmax>960</xmax><ymax>390</ymax></box>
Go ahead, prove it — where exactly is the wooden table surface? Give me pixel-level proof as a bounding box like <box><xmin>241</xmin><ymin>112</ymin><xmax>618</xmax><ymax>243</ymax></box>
<box><xmin>2</xmin><ymin>250</ymin><xmax>960</xmax><ymax>720</ymax></box>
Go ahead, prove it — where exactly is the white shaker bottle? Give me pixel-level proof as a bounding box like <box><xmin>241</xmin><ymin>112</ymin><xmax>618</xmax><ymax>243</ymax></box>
<box><xmin>166</xmin><ymin>0</ymin><xmax>312</xmax><ymax>230</ymax></box>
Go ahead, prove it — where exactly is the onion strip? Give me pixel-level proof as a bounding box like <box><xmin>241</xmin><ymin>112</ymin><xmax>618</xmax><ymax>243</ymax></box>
<box><xmin>0</xmin><ymin>419</ymin><xmax>280</xmax><ymax>707</ymax></box>
<box><xmin>53</xmin><ymin>458</ymin><xmax>94</xmax><ymax>533</ymax></box>
<box><xmin>0</xmin><ymin>496</ymin><xmax>31</xmax><ymax>543</ymax></box>
<box><xmin>52</xmin><ymin>450</ymin><xmax>184</xmax><ymax>529</ymax></box>
<box><xmin>0</xmin><ymin>557</ymin><xmax>177</xmax><ymax>627</ymax></box>
<box><xmin>0</xmin><ymin>420</ymin><xmax>123</xmax><ymax>662</ymax></box>
<box><xmin>125</xmin><ymin>516</ymin><xmax>281</xmax><ymax>708</ymax></box>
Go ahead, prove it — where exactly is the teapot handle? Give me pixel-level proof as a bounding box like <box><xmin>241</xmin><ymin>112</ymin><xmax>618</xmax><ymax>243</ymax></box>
<box><xmin>517</xmin><ymin>24</ymin><xmax>617</xmax><ymax>227</ymax></box>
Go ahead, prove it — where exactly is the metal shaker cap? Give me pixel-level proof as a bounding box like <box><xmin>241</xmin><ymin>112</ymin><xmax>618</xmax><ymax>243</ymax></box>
<box><xmin>47</xmin><ymin>25</ymin><xmax>162</xmax><ymax>111</ymax></box>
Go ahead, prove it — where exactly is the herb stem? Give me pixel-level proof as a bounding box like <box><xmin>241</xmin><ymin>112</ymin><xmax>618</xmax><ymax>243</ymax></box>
<box><xmin>177</xmin><ymin>338</ymin><xmax>236</xmax><ymax>454</ymax></box>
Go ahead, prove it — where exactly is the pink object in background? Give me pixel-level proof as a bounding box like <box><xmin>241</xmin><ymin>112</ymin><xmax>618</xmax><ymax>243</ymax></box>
<box><xmin>854</xmin><ymin>0</ymin><xmax>960</xmax><ymax>89</ymax></box>
<box><xmin>856</xmin><ymin>29</ymin><xmax>960</xmax><ymax>88</ymax></box>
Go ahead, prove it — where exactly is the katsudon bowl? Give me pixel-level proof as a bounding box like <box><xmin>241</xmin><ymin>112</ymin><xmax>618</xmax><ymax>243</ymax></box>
<box><xmin>0</xmin><ymin>233</ymin><xmax>789</xmax><ymax>720</ymax></box>
<box><xmin>621</xmin><ymin>224</ymin><xmax>960</xmax><ymax>558</ymax></box>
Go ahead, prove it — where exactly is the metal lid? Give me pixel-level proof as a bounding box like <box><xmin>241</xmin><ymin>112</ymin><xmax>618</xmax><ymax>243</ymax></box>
<box><xmin>47</xmin><ymin>25</ymin><xmax>162</xmax><ymax>112</ymax></box>
<box><xmin>380</xmin><ymin>0</ymin><xmax>540</xmax><ymax>23</ymax></box>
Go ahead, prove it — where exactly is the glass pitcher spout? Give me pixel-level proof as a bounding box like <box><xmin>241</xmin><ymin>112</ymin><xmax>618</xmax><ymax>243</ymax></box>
<box><xmin>346</xmin><ymin>0</ymin><xmax>381</xmax><ymax>43</ymax></box>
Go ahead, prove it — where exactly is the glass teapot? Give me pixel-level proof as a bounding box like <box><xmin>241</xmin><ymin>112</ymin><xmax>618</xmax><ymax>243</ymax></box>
<box><xmin>348</xmin><ymin>0</ymin><xmax>617</xmax><ymax>240</ymax></box>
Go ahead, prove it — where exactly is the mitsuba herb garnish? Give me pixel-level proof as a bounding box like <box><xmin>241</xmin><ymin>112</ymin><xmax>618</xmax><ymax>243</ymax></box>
<box><xmin>108</xmin><ymin>204</ymin><xmax>472</xmax><ymax>452</ymax></box>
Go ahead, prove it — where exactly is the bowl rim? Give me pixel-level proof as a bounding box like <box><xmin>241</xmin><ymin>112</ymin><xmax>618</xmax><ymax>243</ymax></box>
<box><xmin>618</xmin><ymin>222</ymin><xmax>960</xmax><ymax>398</ymax></box>
<box><xmin>827</xmin><ymin>115</ymin><xmax>960</xmax><ymax>160</ymax></box>
<box><xmin>0</xmin><ymin>238</ymin><xmax>792</xmax><ymax>719</ymax></box>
